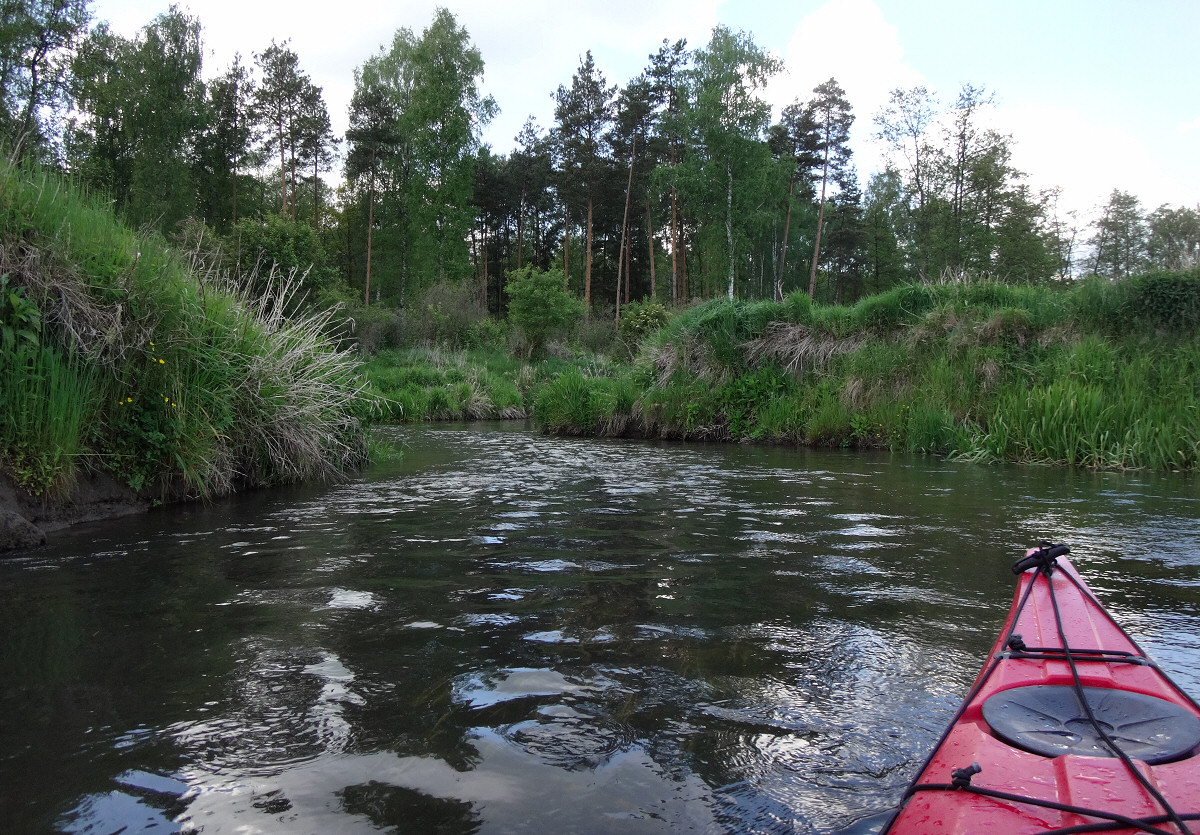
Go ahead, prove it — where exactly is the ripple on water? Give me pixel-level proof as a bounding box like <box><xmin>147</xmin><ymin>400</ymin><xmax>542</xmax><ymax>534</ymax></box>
<box><xmin>451</xmin><ymin>667</ymin><xmax>601</xmax><ymax>709</ymax></box>
<box><xmin>493</xmin><ymin>558</ymin><xmax>579</xmax><ymax>573</ymax></box>
<box><xmin>503</xmin><ymin>704</ymin><xmax>636</xmax><ymax>771</ymax></box>
<box><xmin>321</xmin><ymin>589</ymin><xmax>379</xmax><ymax>610</ymax></box>
<box><xmin>458</xmin><ymin>613</ymin><xmax>523</xmax><ymax>627</ymax></box>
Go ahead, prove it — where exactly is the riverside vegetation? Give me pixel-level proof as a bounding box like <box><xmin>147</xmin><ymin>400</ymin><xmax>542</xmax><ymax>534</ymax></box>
<box><xmin>0</xmin><ymin>157</ymin><xmax>371</xmax><ymax>506</ymax></box>
<box><xmin>366</xmin><ymin>266</ymin><xmax>1200</xmax><ymax>472</ymax></box>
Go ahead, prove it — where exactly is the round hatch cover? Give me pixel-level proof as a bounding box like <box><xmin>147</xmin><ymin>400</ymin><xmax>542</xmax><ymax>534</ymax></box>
<box><xmin>982</xmin><ymin>685</ymin><xmax>1200</xmax><ymax>764</ymax></box>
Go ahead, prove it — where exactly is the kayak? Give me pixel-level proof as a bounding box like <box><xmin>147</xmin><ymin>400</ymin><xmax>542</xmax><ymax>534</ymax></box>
<box><xmin>884</xmin><ymin>544</ymin><xmax>1200</xmax><ymax>834</ymax></box>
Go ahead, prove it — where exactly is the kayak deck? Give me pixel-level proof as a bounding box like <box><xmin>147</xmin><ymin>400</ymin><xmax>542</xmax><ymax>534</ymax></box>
<box><xmin>886</xmin><ymin>550</ymin><xmax>1200</xmax><ymax>834</ymax></box>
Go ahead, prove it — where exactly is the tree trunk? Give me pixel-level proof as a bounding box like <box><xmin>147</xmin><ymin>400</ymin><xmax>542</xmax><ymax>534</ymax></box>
<box><xmin>647</xmin><ymin>199</ymin><xmax>656</xmax><ymax>300</ymax></box>
<box><xmin>725</xmin><ymin>163</ymin><xmax>734</xmax><ymax>301</ymax></box>
<box><xmin>289</xmin><ymin>151</ymin><xmax>297</xmax><ymax>220</ymax></box>
<box><xmin>279</xmin><ymin>116</ymin><xmax>287</xmax><ymax>214</ymax></box>
<box><xmin>585</xmin><ymin>194</ymin><xmax>594</xmax><ymax>319</ymax></box>
<box><xmin>808</xmin><ymin>145</ymin><xmax>830</xmax><ymax>300</ymax></box>
<box><xmin>776</xmin><ymin>176</ymin><xmax>795</xmax><ymax>302</ymax></box>
<box><xmin>625</xmin><ymin>227</ymin><xmax>632</xmax><ymax>305</ymax></box>
<box><xmin>313</xmin><ymin>154</ymin><xmax>320</xmax><ymax>228</ymax></box>
<box><xmin>17</xmin><ymin>37</ymin><xmax>48</xmax><ymax>152</ymax></box>
<box><xmin>516</xmin><ymin>180</ymin><xmax>527</xmax><ymax>269</ymax></box>
<box><xmin>365</xmin><ymin>160</ymin><xmax>375</xmax><ymax>306</ymax></box>
<box><xmin>670</xmin><ymin>187</ymin><xmax>679</xmax><ymax>304</ymax></box>
<box><xmin>616</xmin><ymin>139</ymin><xmax>636</xmax><ymax>325</ymax></box>
<box><xmin>679</xmin><ymin>218</ymin><xmax>688</xmax><ymax>302</ymax></box>
<box><xmin>563</xmin><ymin>205</ymin><xmax>570</xmax><ymax>290</ymax></box>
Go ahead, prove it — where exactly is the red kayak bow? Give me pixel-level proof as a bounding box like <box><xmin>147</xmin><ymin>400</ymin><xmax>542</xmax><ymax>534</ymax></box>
<box><xmin>885</xmin><ymin>544</ymin><xmax>1200</xmax><ymax>834</ymax></box>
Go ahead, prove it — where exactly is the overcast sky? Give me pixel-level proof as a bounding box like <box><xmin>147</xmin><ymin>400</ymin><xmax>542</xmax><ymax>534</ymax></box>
<box><xmin>90</xmin><ymin>0</ymin><xmax>1199</xmax><ymax>223</ymax></box>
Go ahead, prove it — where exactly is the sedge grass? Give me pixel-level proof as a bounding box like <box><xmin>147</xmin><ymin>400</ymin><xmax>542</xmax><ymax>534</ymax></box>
<box><xmin>0</xmin><ymin>156</ymin><xmax>372</xmax><ymax>498</ymax></box>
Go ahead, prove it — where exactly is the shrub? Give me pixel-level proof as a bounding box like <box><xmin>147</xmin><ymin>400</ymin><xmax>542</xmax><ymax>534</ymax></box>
<box><xmin>619</xmin><ymin>300</ymin><xmax>670</xmax><ymax>344</ymax></box>
<box><xmin>228</xmin><ymin>213</ymin><xmax>337</xmax><ymax>295</ymax></box>
<box><xmin>1123</xmin><ymin>269</ymin><xmax>1200</xmax><ymax>330</ymax></box>
<box><xmin>573</xmin><ymin>316</ymin><xmax>618</xmax><ymax>355</ymax></box>
<box><xmin>505</xmin><ymin>266</ymin><xmax>585</xmax><ymax>357</ymax></box>
<box><xmin>406</xmin><ymin>280</ymin><xmax>492</xmax><ymax>347</ymax></box>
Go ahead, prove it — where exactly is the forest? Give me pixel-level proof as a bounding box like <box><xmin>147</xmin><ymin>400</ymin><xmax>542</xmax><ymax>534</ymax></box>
<box><xmin>1</xmin><ymin>0</ymin><xmax>1199</xmax><ymax>517</ymax></box>
<box><xmin>4</xmin><ymin>1</ymin><xmax>1198</xmax><ymax>324</ymax></box>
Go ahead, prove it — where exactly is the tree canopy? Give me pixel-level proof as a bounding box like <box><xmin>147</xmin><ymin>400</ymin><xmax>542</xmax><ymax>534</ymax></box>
<box><xmin>0</xmin><ymin>1</ymin><xmax>1190</xmax><ymax>326</ymax></box>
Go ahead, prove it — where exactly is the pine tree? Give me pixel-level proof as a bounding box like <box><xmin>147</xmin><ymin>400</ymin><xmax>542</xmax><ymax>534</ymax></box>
<box><xmin>805</xmin><ymin>78</ymin><xmax>854</xmax><ymax>300</ymax></box>
<box><xmin>553</xmin><ymin>51</ymin><xmax>615</xmax><ymax>317</ymax></box>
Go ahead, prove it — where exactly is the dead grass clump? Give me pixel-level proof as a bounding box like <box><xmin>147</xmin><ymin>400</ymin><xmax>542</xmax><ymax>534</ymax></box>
<box><xmin>744</xmin><ymin>322</ymin><xmax>861</xmax><ymax>378</ymax></box>
<box><xmin>651</xmin><ymin>333</ymin><xmax>728</xmax><ymax>388</ymax></box>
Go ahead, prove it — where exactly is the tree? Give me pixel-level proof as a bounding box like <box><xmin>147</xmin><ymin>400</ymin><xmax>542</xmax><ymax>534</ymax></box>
<box><xmin>296</xmin><ymin>81</ymin><xmax>338</xmax><ymax>228</ymax></box>
<box><xmin>505</xmin><ymin>265</ymin><xmax>584</xmax><ymax>357</ymax></box>
<box><xmin>403</xmin><ymin>8</ymin><xmax>495</xmax><ymax>285</ymax></box>
<box><xmin>194</xmin><ymin>54</ymin><xmax>254</xmax><ymax>232</ymax></box>
<box><xmin>1090</xmin><ymin>189</ymin><xmax>1146</xmax><ymax>278</ymax></box>
<box><xmin>993</xmin><ymin>185</ymin><xmax>1057</xmax><ymax>282</ymax></box>
<box><xmin>251</xmin><ymin>41</ymin><xmax>307</xmax><ymax>216</ymax></box>
<box><xmin>510</xmin><ymin>117</ymin><xmax>552</xmax><ymax>271</ymax></box>
<box><xmin>767</xmin><ymin>101</ymin><xmax>818</xmax><ymax>300</ymax></box>
<box><xmin>804</xmin><ymin>77</ymin><xmax>854</xmax><ymax>299</ymax></box>
<box><xmin>554</xmin><ymin>50</ymin><xmax>615</xmax><ymax>317</ymax></box>
<box><xmin>861</xmin><ymin>168</ymin><xmax>906</xmax><ymax>293</ymax></box>
<box><xmin>820</xmin><ymin>166</ymin><xmax>864</xmax><ymax>302</ymax></box>
<box><xmin>0</xmin><ymin>0</ymin><xmax>89</xmax><ymax>156</ymax></box>
<box><xmin>68</xmin><ymin>8</ymin><xmax>204</xmax><ymax>229</ymax></box>
<box><xmin>873</xmin><ymin>83</ymin><xmax>1055</xmax><ymax>283</ymax></box>
<box><xmin>1146</xmin><ymin>204</ymin><xmax>1200</xmax><ymax>271</ymax></box>
<box><xmin>344</xmin><ymin>58</ymin><xmax>399</xmax><ymax>304</ymax></box>
<box><xmin>610</xmin><ymin>74</ymin><xmax>654</xmax><ymax>321</ymax></box>
<box><xmin>875</xmin><ymin>86</ymin><xmax>936</xmax><ymax>212</ymax></box>
<box><xmin>680</xmin><ymin>26</ymin><xmax>781</xmax><ymax>300</ymax></box>
<box><xmin>344</xmin><ymin>9</ymin><xmax>493</xmax><ymax>307</ymax></box>
<box><xmin>646</xmin><ymin>38</ymin><xmax>688</xmax><ymax>304</ymax></box>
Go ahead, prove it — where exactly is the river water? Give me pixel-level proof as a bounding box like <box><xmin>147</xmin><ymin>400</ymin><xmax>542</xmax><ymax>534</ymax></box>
<box><xmin>2</xmin><ymin>423</ymin><xmax>1199</xmax><ymax>834</ymax></box>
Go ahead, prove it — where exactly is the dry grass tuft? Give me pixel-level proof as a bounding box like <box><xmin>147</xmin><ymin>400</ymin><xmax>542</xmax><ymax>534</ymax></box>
<box><xmin>650</xmin><ymin>333</ymin><xmax>729</xmax><ymax>387</ymax></box>
<box><xmin>744</xmin><ymin>322</ymin><xmax>861</xmax><ymax>377</ymax></box>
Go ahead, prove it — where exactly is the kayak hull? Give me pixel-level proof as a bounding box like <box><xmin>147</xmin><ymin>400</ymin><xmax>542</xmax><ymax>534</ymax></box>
<box><xmin>886</xmin><ymin>556</ymin><xmax>1200</xmax><ymax>834</ymax></box>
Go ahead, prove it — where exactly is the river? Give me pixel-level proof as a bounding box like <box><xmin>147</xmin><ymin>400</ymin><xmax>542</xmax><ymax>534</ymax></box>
<box><xmin>2</xmin><ymin>423</ymin><xmax>1198</xmax><ymax>833</ymax></box>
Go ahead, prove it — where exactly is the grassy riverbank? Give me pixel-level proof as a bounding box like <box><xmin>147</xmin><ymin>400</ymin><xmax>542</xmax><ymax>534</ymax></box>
<box><xmin>360</xmin><ymin>346</ymin><xmax>629</xmax><ymax>423</ymax></box>
<box><xmin>353</xmin><ymin>267</ymin><xmax>1200</xmax><ymax>472</ymax></box>
<box><xmin>528</xmin><ymin>275</ymin><xmax>1200</xmax><ymax>470</ymax></box>
<box><xmin>0</xmin><ymin>159</ymin><xmax>371</xmax><ymax>501</ymax></box>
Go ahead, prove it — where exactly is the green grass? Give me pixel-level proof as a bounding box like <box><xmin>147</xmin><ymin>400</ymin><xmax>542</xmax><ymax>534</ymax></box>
<box><xmin>517</xmin><ymin>274</ymin><xmax>1200</xmax><ymax>471</ymax></box>
<box><xmin>0</xmin><ymin>157</ymin><xmax>371</xmax><ymax>497</ymax></box>
<box><xmin>0</xmin><ymin>345</ymin><xmax>94</xmax><ymax>495</ymax></box>
<box><xmin>362</xmin><ymin>347</ymin><xmax>546</xmax><ymax>422</ymax></box>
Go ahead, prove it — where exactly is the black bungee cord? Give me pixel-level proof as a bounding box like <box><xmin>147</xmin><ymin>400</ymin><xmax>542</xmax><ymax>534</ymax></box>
<box><xmin>888</xmin><ymin>544</ymin><xmax>1197</xmax><ymax>835</ymax></box>
<box><xmin>1040</xmin><ymin>549</ymin><xmax>1192</xmax><ymax>835</ymax></box>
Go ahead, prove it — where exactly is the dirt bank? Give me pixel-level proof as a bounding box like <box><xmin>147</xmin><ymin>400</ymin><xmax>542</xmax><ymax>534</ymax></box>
<box><xmin>0</xmin><ymin>473</ymin><xmax>150</xmax><ymax>552</ymax></box>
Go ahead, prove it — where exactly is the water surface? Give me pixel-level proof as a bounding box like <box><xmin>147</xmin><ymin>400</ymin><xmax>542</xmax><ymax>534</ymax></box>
<box><xmin>2</xmin><ymin>423</ymin><xmax>1198</xmax><ymax>833</ymax></box>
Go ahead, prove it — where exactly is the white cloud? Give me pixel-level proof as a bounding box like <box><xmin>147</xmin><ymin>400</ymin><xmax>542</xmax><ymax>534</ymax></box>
<box><xmin>768</xmin><ymin>0</ymin><xmax>924</xmax><ymax>185</ymax></box>
<box><xmin>980</xmin><ymin>104</ymin><xmax>1191</xmax><ymax>221</ymax></box>
<box><xmin>92</xmin><ymin>0</ymin><xmax>722</xmax><ymax>154</ymax></box>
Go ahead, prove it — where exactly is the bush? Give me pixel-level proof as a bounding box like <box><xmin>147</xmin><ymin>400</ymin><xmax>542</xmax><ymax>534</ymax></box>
<box><xmin>1124</xmin><ymin>269</ymin><xmax>1200</xmax><ymax>330</ymax></box>
<box><xmin>228</xmin><ymin>213</ymin><xmax>337</xmax><ymax>295</ymax></box>
<box><xmin>505</xmin><ymin>266</ymin><xmax>585</xmax><ymax>357</ymax></box>
<box><xmin>406</xmin><ymin>280</ymin><xmax>492</xmax><ymax>347</ymax></box>
<box><xmin>619</xmin><ymin>299</ymin><xmax>670</xmax><ymax>344</ymax></box>
<box><xmin>573</xmin><ymin>316</ymin><xmax>618</xmax><ymax>355</ymax></box>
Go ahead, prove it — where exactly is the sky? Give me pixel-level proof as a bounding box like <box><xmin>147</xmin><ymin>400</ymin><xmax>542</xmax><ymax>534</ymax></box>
<box><xmin>89</xmin><ymin>0</ymin><xmax>1200</xmax><ymax>224</ymax></box>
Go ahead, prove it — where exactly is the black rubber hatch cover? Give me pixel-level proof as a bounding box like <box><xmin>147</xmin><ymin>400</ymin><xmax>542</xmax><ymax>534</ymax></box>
<box><xmin>981</xmin><ymin>684</ymin><xmax>1200</xmax><ymax>764</ymax></box>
